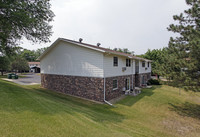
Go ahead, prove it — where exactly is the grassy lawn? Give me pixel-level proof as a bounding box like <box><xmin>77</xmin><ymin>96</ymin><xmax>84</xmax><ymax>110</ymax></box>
<box><xmin>0</xmin><ymin>79</ymin><xmax>200</xmax><ymax>137</ymax></box>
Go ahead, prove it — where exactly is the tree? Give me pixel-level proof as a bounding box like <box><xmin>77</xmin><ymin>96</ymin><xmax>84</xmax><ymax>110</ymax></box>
<box><xmin>140</xmin><ymin>48</ymin><xmax>168</xmax><ymax>78</ymax></box>
<box><xmin>34</xmin><ymin>47</ymin><xmax>48</xmax><ymax>59</ymax></box>
<box><xmin>0</xmin><ymin>0</ymin><xmax>54</xmax><ymax>55</ymax></box>
<box><xmin>0</xmin><ymin>56</ymin><xmax>10</xmax><ymax>75</ymax></box>
<box><xmin>11</xmin><ymin>56</ymin><xmax>29</xmax><ymax>73</ymax></box>
<box><xmin>19</xmin><ymin>47</ymin><xmax>48</xmax><ymax>62</ymax></box>
<box><xmin>113</xmin><ymin>48</ymin><xmax>134</xmax><ymax>55</ymax></box>
<box><xmin>20</xmin><ymin>49</ymin><xmax>36</xmax><ymax>62</ymax></box>
<box><xmin>167</xmin><ymin>0</ymin><xmax>200</xmax><ymax>91</ymax></box>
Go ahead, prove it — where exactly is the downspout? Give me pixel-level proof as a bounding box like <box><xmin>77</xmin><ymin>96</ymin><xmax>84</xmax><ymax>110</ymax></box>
<box><xmin>103</xmin><ymin>54</ymin><xmax>113</xmax><ymax>106</ymax></box>
<box><xmin>104</xmin><ymin>77</ymin><xmax>113</xmax><ymax>106</ymax></box>
<box><xmin>131</xmin><ymin>59</ymin><xmax>134</xmax><ymax>89</ymax></box>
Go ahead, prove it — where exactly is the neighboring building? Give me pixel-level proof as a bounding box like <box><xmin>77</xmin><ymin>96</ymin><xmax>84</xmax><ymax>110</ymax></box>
<box><xmin>38</xmin><ymin>38</ymin><xmax>152</xmax><ymax>102</ymax></box>
<box><xmin>28</xmin><ymin>62</ymin><xmax>40</xmax><ymax>73</ymax></box>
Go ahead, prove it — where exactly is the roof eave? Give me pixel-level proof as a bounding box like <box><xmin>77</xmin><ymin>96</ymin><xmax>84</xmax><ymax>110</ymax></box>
<box><xmin>37</xmin><ymin>37</ymin><xmax>152</xmax><ymax>63</ymax></box>
<box><xmin>104</xmin><ymin>51</ymin><xmax>152</xmax><ymax>62</ymax></box>
<box><xmin>37</xmin><ymin>38</ymin><xmax>61</xmax><ymax>60</ymax></box>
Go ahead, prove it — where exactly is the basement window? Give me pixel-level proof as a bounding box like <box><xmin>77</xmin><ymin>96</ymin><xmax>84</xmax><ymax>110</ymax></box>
<box><xmin>113</xmin><ymin>57</ymin><xmax>118</xmax><ymax>66</ymax></box>
<box><xmin>126</xmin><ymin>59</ymin><xmax>131</xmax><ymax>67</ymax></box>
<box><xmin>113</xmin><ymin>79</ymin><xmax>118</xmax><ymax>90</ymax></box>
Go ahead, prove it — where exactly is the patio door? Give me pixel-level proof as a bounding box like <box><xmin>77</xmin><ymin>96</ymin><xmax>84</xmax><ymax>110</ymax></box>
<box><xmin>142</xmin><ymin>76</ymin><xmax>145</xmax><ymax>85</ymax></box>
<box><xmin>125</xmin><ymin>78</ymin><xmax>130</xmax><ymax>91</ymax></box>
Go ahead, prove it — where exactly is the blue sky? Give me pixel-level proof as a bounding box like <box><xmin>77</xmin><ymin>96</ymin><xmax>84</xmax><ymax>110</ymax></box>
<box><xmin>21</xmin><ymin>0</ymin><xmax>188</xmax><ymax>55</ymax></box>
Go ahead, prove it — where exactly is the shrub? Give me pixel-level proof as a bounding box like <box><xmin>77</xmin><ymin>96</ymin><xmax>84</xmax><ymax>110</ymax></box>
<box><xmin>147</xmin><ymin>79</ymin><xmax>161</xmax><ymax>85</ymax></box>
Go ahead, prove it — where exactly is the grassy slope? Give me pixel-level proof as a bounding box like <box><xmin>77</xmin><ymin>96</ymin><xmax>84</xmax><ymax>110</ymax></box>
<box><xmin>0</xmin><ymin>78</ymin><xmax>200</xmax><ymax>137</ymax></box>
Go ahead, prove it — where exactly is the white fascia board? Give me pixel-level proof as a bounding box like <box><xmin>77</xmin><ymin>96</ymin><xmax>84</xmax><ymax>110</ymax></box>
<box><xmin>37</xmin><ymin>39</ymin><xmax>61</xmax><ymax>60</ymax></box>
<box><xmin>37</xmin><ymin>38</ymin><xmax>105</xmax><ymax>60</ymax></box>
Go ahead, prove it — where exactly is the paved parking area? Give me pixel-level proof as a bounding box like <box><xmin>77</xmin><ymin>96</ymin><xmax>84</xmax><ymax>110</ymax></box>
<box><xmin>2</xmin><ymin>73</ymin><xmax>41</xmax><ymax>85</ymax></box>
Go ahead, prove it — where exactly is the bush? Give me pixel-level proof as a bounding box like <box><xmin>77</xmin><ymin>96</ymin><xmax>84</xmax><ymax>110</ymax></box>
<box><xmin>147</xmin><ymin>79</ymin><xmax>161</xmax><ymax>85</ymax></box>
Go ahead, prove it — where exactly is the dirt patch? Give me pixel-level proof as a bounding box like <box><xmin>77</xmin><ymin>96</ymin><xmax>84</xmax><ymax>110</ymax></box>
<box><xmin>162</xmin><ymin>117</ymin><xmax>200</xmax><ymax>137</ymax></box>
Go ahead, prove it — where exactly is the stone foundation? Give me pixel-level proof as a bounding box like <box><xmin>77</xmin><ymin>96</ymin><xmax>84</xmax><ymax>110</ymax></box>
<box><xmin>41</xmin><ymin>73</ymin><xmax>150</xmax><ymax>102</ymax></box>
<box><xmin>105</xmin><ymin>75</ymin><xmax>135</xmax><ymax>101</ymax></box>
<box><xmin>135</xmin><ymin>73</ymin><xmax>151</xmax><ymax>87</ymax></box>
<box><xmin>41</xmin><ymin>74</ymin><xmax>104</xmax><ymax>102</ymax></box>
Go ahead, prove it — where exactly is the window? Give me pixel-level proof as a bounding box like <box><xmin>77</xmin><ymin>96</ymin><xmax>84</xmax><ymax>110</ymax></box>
<box><xmin>142</xmin><ymin>61</ymin><xmax>145</xmax><ymax>67</ymax></box>
<box><xmin>148</xmin><ymin>62</ymin><xmax>150</xmax><ymax>67</ymax></box>
<box><xmin>126</xmin><ymin>59</ymin><xmax>131</xmax><ymax>67</ymax></box>
<box><xmin>113</xmin><ymin>57</ymin><xmax>118</xmax><ymax>66</ymax></box>
<box><xmin>113</xmin><ymin>79</ymin><xmax>118</xmax><ymax>90</ymax></box>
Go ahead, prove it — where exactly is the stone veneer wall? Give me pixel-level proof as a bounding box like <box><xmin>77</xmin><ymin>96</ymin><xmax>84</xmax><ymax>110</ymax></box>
<box><xmin>41</xmin><ymin>73</ymin><xmax>151</xmax><ymax>102</ymax></box>
<box><xmin>135</xmin><ymin>73</ymin><xmax>151</xmax><ymax>87</ymax></box>
<box><xmin>41</xmin><ymin>74</ymin><xmax>104</xmax><ymax>102</ymax></box>
<box><xmin>105</xmin><ymin>75</ymin><xmax>135</xmax><ymax>101</ymax></box>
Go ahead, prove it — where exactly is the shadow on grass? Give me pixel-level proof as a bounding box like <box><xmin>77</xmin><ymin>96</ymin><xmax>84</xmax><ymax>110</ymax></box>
<box><xmin>0</xmin><ymin>79</ymin><xmax>124</xmax><ymax>123</ymax></box>
<box><xmin>169</xmin><ymin>102</ymin><xmax>200</xmax><ymax>120</ymax></box>
<box><xmin>117</xmin><ymin>86</ymin><xmax>161</xmax><ymax>106</ymax></box>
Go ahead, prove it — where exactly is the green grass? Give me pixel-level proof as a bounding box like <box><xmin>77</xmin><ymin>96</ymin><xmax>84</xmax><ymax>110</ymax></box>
<box><xmin>0</xmin><ymin>75</ymin><xmax>7</xmax><ymax>78</ymax></box>
<box><xmin>0</xmin><ymin>79</ymin><xmax>200</xmax><ymax>137</ymax></box>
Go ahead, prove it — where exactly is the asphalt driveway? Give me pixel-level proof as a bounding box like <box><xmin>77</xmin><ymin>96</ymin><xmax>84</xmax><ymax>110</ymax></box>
<box><xmin>2</xmin><ymin>73</ymin><xmax>41</xmax><ymax>85</ymax></box>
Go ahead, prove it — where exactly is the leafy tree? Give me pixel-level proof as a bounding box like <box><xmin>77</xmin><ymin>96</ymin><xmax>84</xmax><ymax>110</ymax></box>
<box><xmin>0</xmin><ymin>56</ymin><xmax>11</xmax><ymax>75</ymax></box>
<box><xmin>34</xmin><ymin>47</ymin><xmax>48</xmax><ymax>59</ymax></box>
<box><xmin>0</xmin><ymin>0</ymin><xmax>54</xmax><ymax>55</ymax></box>
<box><xmin>11</xmin><ymin>56</ymin><xmax>29</xmax><ymax>73</ymax></box>
<box><xmin>140</xmin><ymin>48</ymin><xmax>168</xmax><ymax>78</ymax></box>
<box><xmin>113</xmin><ymin>48</ymin><xmax>134</xmax><ymax>55</ymax></box>
<box><xmin>19</xmin><ymin>47</ymin><xmax>48</xmax><ymax>62</ymax></box>
<box><xmin>167</xmin><ymin>0</ymin><xmax>200</xmax><ymax>91</ymax></box>
<box><xmin>20</xmin><ymin>49</ymin><xmax>36</xmax><ymax>62</ymax></box>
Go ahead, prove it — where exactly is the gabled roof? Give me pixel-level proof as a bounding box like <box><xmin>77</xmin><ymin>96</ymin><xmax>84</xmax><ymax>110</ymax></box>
<box><xmin>38</xmin><ymin>38</ymin><xmax>152</xmax><ymax>62</ymax></box>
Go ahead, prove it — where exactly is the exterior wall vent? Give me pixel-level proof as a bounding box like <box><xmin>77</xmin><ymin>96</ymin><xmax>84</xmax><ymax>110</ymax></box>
<box><xmin>122</xmin><ymin>67</ymin><xmax>126</xmax><ymax>72</ymax></box>
<box><xmin>97</xmin><ymin>43</ymin><xmax>101</xmax><ymax>47</ymax></box>
<box><xmin>79</xmin><ymin>38</ymin><xmax>83</xmax><ymax>43</ymax></box>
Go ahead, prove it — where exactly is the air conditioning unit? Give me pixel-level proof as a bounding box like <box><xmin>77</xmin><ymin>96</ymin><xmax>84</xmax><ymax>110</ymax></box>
<box><xmin>122</xmin><ymin>67</ymin><xmax>126</xmax><ymax>72</ymax></box>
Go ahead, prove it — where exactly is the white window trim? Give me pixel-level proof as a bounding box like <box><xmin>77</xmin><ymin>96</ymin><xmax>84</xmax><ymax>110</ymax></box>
<box><xmin>113</xmin><ymin>57</ymin><xmax>118</xmax><ymax>67</ymax></box>
<box><xmin>147</xmin><ymin>62</ymin><xmax>149</xmax><ymax>68</ymax></box>
<box><xmin>113</xmin><ymin>79</ymin><xmax>118</xmax><ymax>90</ymax></box>
<box><xmin>126</xmin><ymin>58</ymin><xmax>131</xmax><ymax>67</ymax></box>
<box><xmin>142</xmin><ymin>61</ymin><xmax>145</xmax><ymax>68</ymax></box>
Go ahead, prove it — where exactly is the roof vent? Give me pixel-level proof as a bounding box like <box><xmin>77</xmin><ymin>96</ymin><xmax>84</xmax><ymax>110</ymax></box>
<box><xmin>79</xmin><ymin>38</ymin><xmax>83</xmax><ymax>43</ymax></box>
<box><xmin>97</xmin><ymin>43</ymin><xmax>101</xmax><ymax>47</ymax></box>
